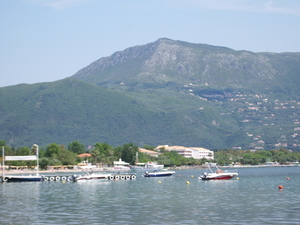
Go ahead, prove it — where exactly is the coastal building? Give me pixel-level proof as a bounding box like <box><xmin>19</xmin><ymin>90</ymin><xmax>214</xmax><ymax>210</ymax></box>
<box><xmin>155</xmin><ymin>145</ymin><xmax>214</xmax><ymax>160</ymax></box>
<box><xmin>77</xmin><ymin>153</ymin><xmax>92</xmax><ymax>158</ymax></box>
<box><xmin>138</xmin><ymin>148</ymin><xmax>159</xmax><ymax>157</ymax></box>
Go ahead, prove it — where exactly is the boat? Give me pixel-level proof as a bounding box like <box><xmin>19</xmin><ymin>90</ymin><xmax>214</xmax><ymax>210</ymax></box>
<box><xmin>1</xmin><ymin>144</ymin><xmax>43</xmax><ymax>182</ymax></box>
<box><xmin>131</xmin><ymin>162</ymin><xmax>164</xmax><ymax>170</ymax></box>
<box><xmin>199</xmin><ymin>163</ymin><xmax>238</xmax><ymax>180</ymax></box>
<box><xmin>113</xmin><ymin>158</ymin><xmax>131</xmax><ymax>171</ymax></box>
<box><xmin>74</xmin><ymin>172</ymin><xmax>111</xmax><ymax>181</ymax></box>
<box><xmin>3</xmin><ymin>174</ymin><xmax>42</xmax><ymax>182</ymax></box>
<box><xmin>132</xmin><ymin>152</ymin><xmax>164</xmax><ymax>170</ymax></box>
<box><xmin>142</xmin><ymin>170</ymin><xmax>175</xmax><ymax>177</ymax></box>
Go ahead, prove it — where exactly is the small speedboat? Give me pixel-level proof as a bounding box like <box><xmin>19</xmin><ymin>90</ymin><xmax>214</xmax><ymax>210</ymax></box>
<box><xmin>143</xmin><ymin>170</ymin><xmax>175</xmax><ymax>177</ymax></box>
<box><xmin>74</xmin><ymin>172</ymin><xmax>111</xmax><ymax>181</ymax></box>
<box><xmin>199</xmin><ymin>164</ymin><xmax>238</xmax><ymax>180</ymax></box>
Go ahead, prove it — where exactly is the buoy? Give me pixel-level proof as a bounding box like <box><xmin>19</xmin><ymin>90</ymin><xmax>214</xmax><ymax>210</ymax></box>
<box><xmin>236</xmin><ymin>177</ymin><xmax>240</xmax><ymax>180</ymax></box>
<box><xmin>191</xmin><ymin>175</ymin><xmax>194</xmax><ymax>177</ymax></box>
<box><xmin>186</xmin><ymin>181</ymin><xmax>190</xmax><ymax>185</ymax></box>
<box><xmin>278</xmin><ymin>185</ymin><xmax>283</xmax><ymax>190</ymax></box>
<box><xmin>158</xmin><ymin>181</ymin><xmax>162</xmax><ymax>183</ymax></box>
<box><xmin>178</xmin><ymin>175</ymin><xmax>181</xmax><ymax>177</ymax></box>
<box><xmin>286</xmin><ymin>177</ymin><xmax>290</xmax><ymax>180</ymax></box>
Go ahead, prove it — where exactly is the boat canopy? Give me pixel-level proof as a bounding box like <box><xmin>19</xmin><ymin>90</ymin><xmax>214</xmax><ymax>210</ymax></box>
<box><xmin>113</xmin><ymin>158</ymin><xmax>129</xmax><ymax>166</ymax></box>
<box><xmin>5</xmin><ymin>156</ymin><xmax>37</xmax><ymax>161</ymax></box>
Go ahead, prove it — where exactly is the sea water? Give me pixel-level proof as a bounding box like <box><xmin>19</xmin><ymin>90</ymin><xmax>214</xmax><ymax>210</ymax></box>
<box><xmin>1</xmin><ymin>167</ymin><xmax>300</xmax><ymax>224</ymax></box>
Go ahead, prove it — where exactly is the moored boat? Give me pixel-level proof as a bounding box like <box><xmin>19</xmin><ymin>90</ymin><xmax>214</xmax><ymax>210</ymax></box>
<box><xmin>199</xmin><ymin>163</ymin><xmax>238</xmax><ymax>180</ymax></box>
<box><xmin>143</xmin><ymin>170</ymin><xmax>175</xmax><ymax>177</ymax></box>
<box><xmin>74</xmin><ymin>172</ymin><xmax>111</xmax><ymax>181</ymax></box>
<box><xmin>3</xmin><ymin>174</ymin><xmax>42</xmax><ymax>182</ymax></box>
<box><xmin>2</xmin><ymin>144</ymin><xmax>42</xmax><ymax>182</ymax></box>
<box><xmin>114</xmin><ymin>158</ymin><xmax>131</xmax><ymax>171</ymax></box>
<box><xmin>131</xmin><ymin>162</ymin><xmax>164</xmax><ymax>170</ymax></box>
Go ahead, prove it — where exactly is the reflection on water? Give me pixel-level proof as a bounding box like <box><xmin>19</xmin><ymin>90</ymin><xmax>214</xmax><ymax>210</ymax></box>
<box><xmin>1</xmin><ymin>167</ymin><xmax>300</xmax><ymax>224</ymax></box>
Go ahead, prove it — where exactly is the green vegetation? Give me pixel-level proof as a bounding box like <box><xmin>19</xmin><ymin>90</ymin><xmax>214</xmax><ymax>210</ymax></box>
<box><xmin>213</xmin><ymin>148</ymin><xmax>300</xmax><ymax>166</ymax></box>
<box><xmin>1</xmin><ymin>39</ymin><xmax>300</xmax><ymax>151</ymax></box>
<box><xmin>1</xmin><ymin>140</ymin><xmax>299</xmax><ymax>170</ymax></box>
<box><xmin>0</xmin><ymin>78</ymin><xmax>240</xmax><ymax>150</ymax></box>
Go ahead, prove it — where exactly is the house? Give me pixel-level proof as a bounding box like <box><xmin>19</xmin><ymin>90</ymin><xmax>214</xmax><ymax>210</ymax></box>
<box><xmin>139</xmin><ymin>148</ymin><xmax>159</xmax><ymax>157</ymax></box>
<box><xmin>189</xmin><ymin>147</ymin><xmax>214</xmax><ymax>160</ymax></box>
<box><xmin>77</xmin><ymin>153</ymin><xmax>92</xmax><ymax>158</ymax></box>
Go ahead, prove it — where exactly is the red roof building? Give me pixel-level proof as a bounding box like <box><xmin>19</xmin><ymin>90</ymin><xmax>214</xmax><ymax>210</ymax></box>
<box><xmin>77</xmin><ymin>153</ymin><xmax>92</xmax><ymax>158</ymax></box>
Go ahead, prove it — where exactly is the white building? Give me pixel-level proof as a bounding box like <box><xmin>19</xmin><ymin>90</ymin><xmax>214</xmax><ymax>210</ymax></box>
<box><xmin>155</xmin><ymin>145</ymin><xmax>214</xmax><ymax>160</ymax></box>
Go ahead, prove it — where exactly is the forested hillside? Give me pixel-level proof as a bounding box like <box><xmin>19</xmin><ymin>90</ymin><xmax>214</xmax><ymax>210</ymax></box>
<box><xmin>1</xmin><ymin>38</ymin><xmax>300</xmax><ymax>151</ymax></box>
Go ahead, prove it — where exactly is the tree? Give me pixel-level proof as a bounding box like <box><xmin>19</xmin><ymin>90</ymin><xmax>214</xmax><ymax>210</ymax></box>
<box><xmin>143</xmin><ymin>145</ymin><xmax>155</xmax><ymax>151</ymax></box>
<box><xmin>57</xmin><ymin>148</ymin><xmax>78</xmax><ymax>165</ymax></box>
<box><xmin>45</xmin><ymin>143</ymin><xmax>61</xmax><ymax>158</ymax></box>
<box><xmin>15</xmin><ymin>147</ymin><xmax>31</xmax><ymax>156</ymax></box>
<box><xmin>90</xmin><ymin>148</ymin><xmax>101</xmax><ymax>164</ymax></box>
<box><xmin>158</xmin><ymin>151</ymin><xmax>187</xmax><ymax>166</ymax></box>
<box><xmin>0</xmin><ymin>140</ymin><xmax>6</xmax><ymax>147</ymax></box>
<box><xmin>39</xmin><ymin>158</ymin><xmax>50</xmax><ymax>170</ymax></box>
<box><xmin>68</xmin><ymin>141</ymin><xmax>85</xmax><ymax>154</ymax></box>
<box><xmin>114</xmin><ymin>143</ymin><xmax>139</xmax><ymax>164</ymax></box>
<box><xmin>92</xmin><ymin>142</ymin><xmax>114</xmax><ymax>165</ymax></box>
<box><xmin>157</xmin><ymin>154</ymin><xmax>173</xmax><ymax>166</ymax></box>
<box><xmin>136</xmin><ymin>151</ymin><xmax>153</xmax><ymax>163</ymax></box>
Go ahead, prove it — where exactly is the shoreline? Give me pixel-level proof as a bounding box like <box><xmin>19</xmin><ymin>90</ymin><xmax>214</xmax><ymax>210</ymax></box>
<box><xmin>0</xmin><ymin>168</ymin><xmax>114</xmax><ymax>175</ymax></box>
<box><xmin>1</xmin><ymin>164</ymin><xmax>299</xmax><ymax>175</ymax></box>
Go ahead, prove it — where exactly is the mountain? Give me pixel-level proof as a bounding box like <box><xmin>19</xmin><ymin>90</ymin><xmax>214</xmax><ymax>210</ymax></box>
<box><xmin>1</xmin><ymin>38</ymin><xmax>300</xmax><ymax>150</ymax></box>
<box><xmin>73</xmin><ymin>38</ymin><xmax>300</xmax><ymax>96</ymax></box>
<box><xmin>0</xmin><ymin>78</ymin><xmax>238</xmax><ymax>149</ymax></box>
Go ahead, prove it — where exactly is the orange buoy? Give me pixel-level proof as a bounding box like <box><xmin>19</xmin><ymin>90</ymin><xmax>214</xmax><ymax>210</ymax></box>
<box><xmin>278</xmin><ymin>185</ymin><xmax>283</xmax><ymax>190</ymax></box>
<box><xmin>286</xmin><ymin>177</ymin><xmax>290</xmax><ymax>180</ymax></box>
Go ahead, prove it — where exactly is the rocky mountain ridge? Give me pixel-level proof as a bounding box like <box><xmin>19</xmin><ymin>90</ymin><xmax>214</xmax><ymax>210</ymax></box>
<box><xmin>73</xmin><ymin>38</ymin><xmax>300</xmax><ymax>95</ymax></box>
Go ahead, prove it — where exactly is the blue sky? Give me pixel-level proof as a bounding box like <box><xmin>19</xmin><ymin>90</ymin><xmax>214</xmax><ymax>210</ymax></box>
<box><xmin>1</xmin><ymin>0</ymin><xmax>300</xmax><ymax>87</ymax></box>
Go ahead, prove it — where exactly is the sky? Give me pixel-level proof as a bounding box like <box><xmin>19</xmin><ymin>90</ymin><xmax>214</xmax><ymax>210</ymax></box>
<box><xmin>1</xmin><ymin>0</ymin><xmax>300</xmax><ymax>87</ymax></box>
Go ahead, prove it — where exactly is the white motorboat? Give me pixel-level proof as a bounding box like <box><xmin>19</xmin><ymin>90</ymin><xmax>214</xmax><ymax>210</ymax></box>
<box><xmin>74</xmin><ymin>172</ymin><xmax>111</xmax><ymax>181</ymax></box>
<box><xmin>199</xmin><ymin>163</ymin><xmax>238</xmax><ymax>180</ymax></box>
<box><xmin>142</xmin><ymin>170</ymin><xmax>175</xmax><ymax>177</ymax></box>
<box><xmin>114</xmin><ymin>158</ymin><xmax>131</xmax><ymax>171</ymax></box>
<box><xmin>131</xmin><ymin>162</ymin><xmax>164</xmax><ymax>170</ymax></box>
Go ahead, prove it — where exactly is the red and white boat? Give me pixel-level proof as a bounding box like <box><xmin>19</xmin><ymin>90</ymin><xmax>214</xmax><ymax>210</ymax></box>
<box><xmin>199</xmin><ymin>164</ymin><xmax>238</xmax><ymax>180</ymax></box>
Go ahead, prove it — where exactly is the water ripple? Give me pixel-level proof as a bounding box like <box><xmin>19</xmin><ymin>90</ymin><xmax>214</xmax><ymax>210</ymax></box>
<box><xmin>1</xmin><ymin>167</ymin><xmax>300</xmax><ymax>224</ymax></box>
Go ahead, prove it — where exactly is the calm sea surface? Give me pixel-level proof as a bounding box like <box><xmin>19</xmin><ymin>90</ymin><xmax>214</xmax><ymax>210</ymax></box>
<box><xmin>1</xmin><ymin>167</ymin><xmax>300</xmax><ymax>225</ymax></box>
